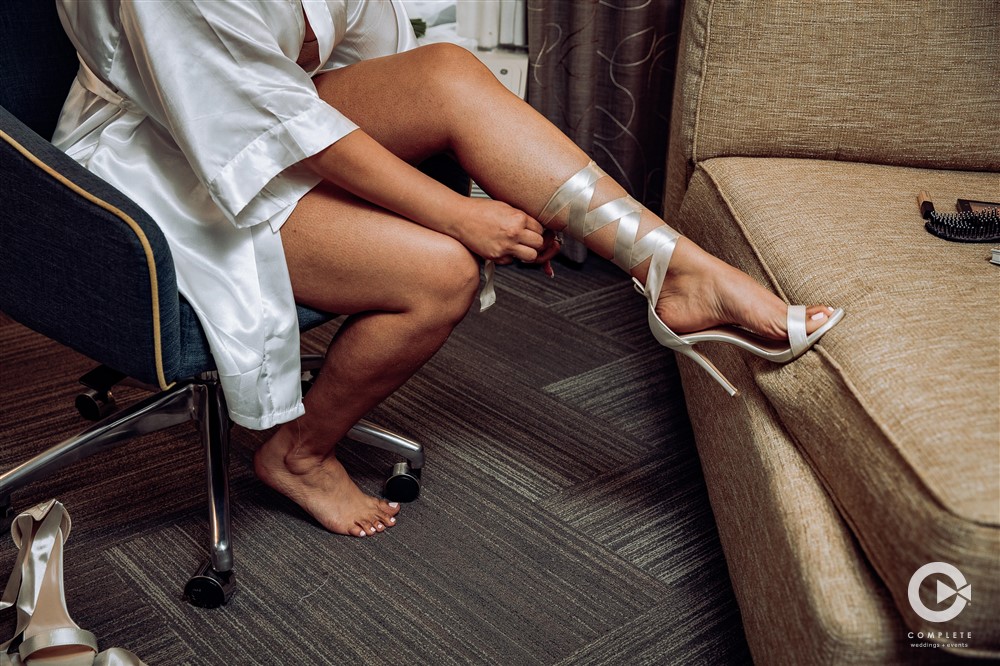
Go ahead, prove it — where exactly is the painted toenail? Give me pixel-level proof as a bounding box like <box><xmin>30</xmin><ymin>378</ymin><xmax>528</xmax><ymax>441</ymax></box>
<box><xmin>811</xmin><ymin>312</ymin><xmax>827</xmax><ymax>321</ymax></box>
<box><xmin>389</xmin><ymin>502</ymin><xmax>399</xmax><ymax>508</ymax></box>
<box><xmin>389</xmin><ymin>517</ymin><xmax>396</xmax><ymax>523</ymax></box>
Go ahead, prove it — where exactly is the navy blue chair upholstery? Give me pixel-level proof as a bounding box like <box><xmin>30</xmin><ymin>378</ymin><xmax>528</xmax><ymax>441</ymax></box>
<box><xmin>0</xmin><ymin>0</ymin><xmax>424</xmax><ymax>607</ymax></box>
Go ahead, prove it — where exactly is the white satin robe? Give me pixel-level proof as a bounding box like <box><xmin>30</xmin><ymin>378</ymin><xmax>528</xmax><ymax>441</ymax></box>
<box><xmin>53</xmin><ymin>1</ymin><xmax>416</xmax><ymax>429</ymax></box>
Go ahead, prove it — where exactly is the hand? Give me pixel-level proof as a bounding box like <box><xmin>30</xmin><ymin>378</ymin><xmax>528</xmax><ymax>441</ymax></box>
<box><xmin>534</xmin><ymin>229</ymin><xmax>562</xmax><ymax>275</ymax></box>
<box><xmin>454</xmin><ymin>198</ymin><xmax>551</xmax><ymax>265</ymax></box>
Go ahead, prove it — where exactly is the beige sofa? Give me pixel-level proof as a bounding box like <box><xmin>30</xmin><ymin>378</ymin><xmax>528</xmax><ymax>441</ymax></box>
<box><xmin>663</xmin><ymin>1</ymin><xmax>999</xmax><ymax>663</ymax></box>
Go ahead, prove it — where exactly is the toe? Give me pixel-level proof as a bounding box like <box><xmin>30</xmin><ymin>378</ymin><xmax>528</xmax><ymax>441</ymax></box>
<box><xmin>377</xmin><ymin>501</ymin><xmax>400</xmax><ymax>525</ymax></box>
<box><xmin>804</xmin><ymin>305</ymin><xmax>836</xmax><ymax>333</ymax></box>
<box><xmin>375</xmin><ymin>515</ymin><xmax>394</xmax><ymax>532</ymax></box>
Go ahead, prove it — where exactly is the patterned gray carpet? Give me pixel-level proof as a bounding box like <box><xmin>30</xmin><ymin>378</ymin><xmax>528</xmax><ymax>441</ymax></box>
<box><xmin>0</xmin><ymin>256</ymin><xmax>751</xmax><ymax>665</ymax></box>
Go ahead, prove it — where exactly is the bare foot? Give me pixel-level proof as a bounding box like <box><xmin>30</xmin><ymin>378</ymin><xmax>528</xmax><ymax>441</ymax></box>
<box><xmin>653</xmin><ymin>237</ymin><xmax>835</xmax><ymax>340</ymax></box>
<box><xmin>253</xmin><ymin>424</ymin><xmax>400</xmax><ymax>538</ymax></box>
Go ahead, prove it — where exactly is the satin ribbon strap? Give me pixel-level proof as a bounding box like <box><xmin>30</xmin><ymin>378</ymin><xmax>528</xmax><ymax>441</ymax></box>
<box><xmin>10</xmin><ymin>500</ymin><xmax>69</xmax><ymax>549</ymax></box>
<box><xmin>537</xmin><ymin>161</ymin><xmax>605</xmax><ymax>226</ymax></box>
<box><xmin>0</xmin><ymin>517</ymin><xmax>28</xmax><ymax>612</ymax></box>
<box><xmin>19</xmin><ymin>628</ymin><xmax>97</xmax><ymax>661</ymax></box>
<box><xmin>540</xmin><ymin>161</ymin><xmax>683</xmax><ymax>307</ymax></box>
<box><xmin>479</xmin><ymin>260</ymin><xmax>496</xmax><ymax>312</ymax></box>
<box><xmin>634</xmin><ymin>225</ymin><xmax>679</xmax><ymax>304</ymax></box>
<box><xmin>0</xmin><ymin>501</ymin><xmax>71</xmax><ymax>654</ymax></box>
<box><xmin>482</xmin><ymin>160</ymin><xmax>598</xmax><ymax>311</ymax></box>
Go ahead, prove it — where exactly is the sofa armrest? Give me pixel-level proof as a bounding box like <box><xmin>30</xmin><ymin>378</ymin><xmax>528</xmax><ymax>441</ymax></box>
<box><xmin>0</xmin><ymin>105</ymin><xmax>181</xmax><ymax>388</ymax></box>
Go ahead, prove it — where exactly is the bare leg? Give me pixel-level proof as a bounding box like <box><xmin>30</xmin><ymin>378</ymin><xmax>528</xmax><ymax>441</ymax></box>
<box><xmin>261</xmin><ymin>43</ymin><xmax>832</xmax><ymax>537</ymax></box>
<box><xmin>314</xmin><ymin>44</ymin><xmax>834</xmax><ymax>339</ymax></box>
<box><xmin>255</xmin><ymin>183</ymin><xmax>479</xmax><ymax>537</ymax></box>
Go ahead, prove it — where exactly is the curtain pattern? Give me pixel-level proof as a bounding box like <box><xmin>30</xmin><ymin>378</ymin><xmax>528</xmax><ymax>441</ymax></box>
<box><xmin>526</xmin><ymin>0</ymin><xmax>683</xmax><ymax>220</ymax></box>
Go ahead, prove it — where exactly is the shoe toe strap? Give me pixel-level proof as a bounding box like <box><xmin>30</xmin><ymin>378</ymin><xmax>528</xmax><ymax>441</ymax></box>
<box><xmin>19</xmin><ymin>627</ymin><xmax>97</xmax><ymax>661</ymax></box>
<box><xmin>787</xmin><ymin>305</ymin><xmax>808</xmax><ymax>357</ymax></box>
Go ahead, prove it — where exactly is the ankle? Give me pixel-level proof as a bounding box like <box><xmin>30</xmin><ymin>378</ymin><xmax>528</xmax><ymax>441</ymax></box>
<box><xmin>258</xmin><ymin>421</ymin><xmax>332</xmax><ymax>477</ymax></box>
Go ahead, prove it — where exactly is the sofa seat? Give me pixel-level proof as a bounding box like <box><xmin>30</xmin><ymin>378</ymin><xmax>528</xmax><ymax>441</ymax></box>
<box><xmin>676</xmin><ymin>156</ymin><xmax>999</xmax><ymax>655</ymax></box>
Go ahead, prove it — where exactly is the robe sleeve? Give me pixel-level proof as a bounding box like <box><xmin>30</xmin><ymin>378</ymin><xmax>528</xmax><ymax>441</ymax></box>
<box><xmin>118</xmin><ymin>0</ymin><xmax>356</xmax><ymax>228</ymax></box>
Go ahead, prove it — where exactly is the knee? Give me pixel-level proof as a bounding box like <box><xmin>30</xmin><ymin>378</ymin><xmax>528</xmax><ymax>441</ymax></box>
<box><xmin>412</xmin><ymin>236</ymin><xmax>481</xmax><ymax>323</ymax></box>
<box><xmin>414</xmin><ymin>42</ymin><xmax>499</xmax><ymax>98</ymax></box>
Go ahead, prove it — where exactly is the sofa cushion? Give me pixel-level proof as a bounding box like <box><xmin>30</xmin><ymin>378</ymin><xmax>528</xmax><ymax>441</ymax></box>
<box><xmin>677</xmin><ymin>156</ymin><xmax>999</xmax><ymax>654</ymax></box>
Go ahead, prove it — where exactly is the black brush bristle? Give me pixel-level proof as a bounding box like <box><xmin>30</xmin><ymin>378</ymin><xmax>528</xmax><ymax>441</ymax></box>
<box><xmin>925</xmin><ymin>208</ymin><xmax>1000</xmax><ymax>243</ymax></box>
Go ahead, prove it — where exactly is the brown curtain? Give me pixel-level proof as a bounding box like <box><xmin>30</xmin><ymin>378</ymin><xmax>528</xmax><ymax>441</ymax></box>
<box><xmin>527</xmin><ymin>0</ymin><xmax>683</xmax><ymax>222</ymax></box>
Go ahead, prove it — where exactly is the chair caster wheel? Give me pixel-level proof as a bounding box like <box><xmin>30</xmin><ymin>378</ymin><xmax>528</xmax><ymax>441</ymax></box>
<box><xmin>384</xmin><ymin>462</ymin><xmax>421</xmax><ymax>502</ymax></box>
<box><xmin>75</xmin><ymin>388</ymin><xmax>117</xmax><ymax>421</ymax></box>
<box><xmin>184</xmin><ymin>559</ymin><xmax>236</xmax><ymax>608</ymax></box>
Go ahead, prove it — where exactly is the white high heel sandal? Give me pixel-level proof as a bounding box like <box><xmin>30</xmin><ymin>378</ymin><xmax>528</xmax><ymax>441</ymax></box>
<box><xmin>538</xmin><ymin>161</ymin><xmax>844</xmax><ymax>397</ymax></box>
<box><xmin>0</xmin><ymin>501</ymin><xmax>149</xmax><ymax>666</ymax></box>
<box><xmin>0</xmin><ymin>500</ymin><xmax>97</xmax><ymax>666</ymax></box>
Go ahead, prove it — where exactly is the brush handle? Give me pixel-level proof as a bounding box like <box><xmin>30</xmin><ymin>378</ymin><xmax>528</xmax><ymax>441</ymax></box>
<box><xmin>917</xmin><ymin>190</ymin><xmax>935</xmax><ymax>219</ymax></box>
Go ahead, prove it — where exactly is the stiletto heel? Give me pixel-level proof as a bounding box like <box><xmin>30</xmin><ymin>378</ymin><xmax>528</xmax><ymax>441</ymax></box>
<box><xmin>540</xmin><ymin>161</ymin><xmax>844</xmax><ymax>395</ymax></box>
<box><xmin>674</xmin><ymin>345</ymin><xmax>741</xmax><ymax>397</ymax></box>
<box><xmin>0</xmin><ymin>500</ymin><xmax>98</xmax><ymax>666</ymax></box>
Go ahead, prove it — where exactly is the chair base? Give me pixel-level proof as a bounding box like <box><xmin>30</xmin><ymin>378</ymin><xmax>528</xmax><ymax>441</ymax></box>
<box><xmin>0</xmin><ymin>357</ymin><xmax>426</xmax><ymax>607</ymax></box>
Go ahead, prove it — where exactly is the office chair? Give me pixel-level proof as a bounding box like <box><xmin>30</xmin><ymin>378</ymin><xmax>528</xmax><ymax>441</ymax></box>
<box><xmin>0</xmin><ymin>1</ymin><xmax>428</xmax><ymax>608</ymax></box>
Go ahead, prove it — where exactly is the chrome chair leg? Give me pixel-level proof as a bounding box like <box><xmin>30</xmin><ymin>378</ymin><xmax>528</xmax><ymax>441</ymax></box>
<box><xmin>201</xmin><ymin>380</ymin><xmax>232</xmax><ymax>573</ymax></box>
<box><xmin>183</xmin><ymin>377</ymin><xmax>237</xmax><ymax>609</ymax></box>
<box><xmin>0</xmin><ymin>383</ymin><xmax>198</xmax><ymax>496</ymax></box>
<box><xmin>0</xmin><ymin>375</ymin><xmax>238</xmax><ymax>607</ymax></box>
<box><xmin>349</xmin><ymin>421</ymin><xmax>423</xmax><ymax>502</ymax></box>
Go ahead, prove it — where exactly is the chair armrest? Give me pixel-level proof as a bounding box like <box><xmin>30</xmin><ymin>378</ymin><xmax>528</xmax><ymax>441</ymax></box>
<box><xmin>0</xmin><ymin>104</ymin><xmax>181</xmax><ymax>388</ymax></box>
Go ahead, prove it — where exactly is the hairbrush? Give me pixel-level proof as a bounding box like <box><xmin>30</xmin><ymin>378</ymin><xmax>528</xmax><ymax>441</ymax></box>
<box><xmin>918</xmin><ymin>191</ymin><xmax>1000</xmax><ymax>243</ymax></box>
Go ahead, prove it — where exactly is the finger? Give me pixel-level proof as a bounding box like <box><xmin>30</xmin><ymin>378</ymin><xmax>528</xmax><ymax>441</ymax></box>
<box><xmin>512</xmin><ymin>244</ymin><xmax>539</xmax><ymax>263</ymax></box>
<box><xmin>535</xmin><ymin>237</ymin><xmax>561</xmax><ymax>264</ymax></box>
<box><xmin>523</xmin><ymin>214</ymin><xmax>545</xmax><ymax>236</ymax></box>
<box><xmin>522</xmin><ymin>241</ymin><xmax>558</xmax><ymax>265</ymax></box>
<box><xmin>521</xmin><ymin>229</ymin><xmax>560</xmax><ymax>265</ymax></box>
<box><xmin>518</xmin><ymin>228</ymin><xmax>546</xmax><ymax>250</ymax></box>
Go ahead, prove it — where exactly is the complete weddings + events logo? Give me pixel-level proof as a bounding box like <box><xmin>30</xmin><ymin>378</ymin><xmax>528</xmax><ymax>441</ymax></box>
<box><xmin>906</xmin><ymin>562</ymin><xmax>973</xmax><ymax>650</ymax></box>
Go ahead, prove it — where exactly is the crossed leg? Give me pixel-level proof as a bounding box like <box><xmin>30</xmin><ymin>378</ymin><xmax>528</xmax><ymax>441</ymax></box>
<box><xmin>254</xmin><ymin>184</ymin><xmax>479</xmax><ymax>537</ymax></box>
<box><xmin>257</xmin><ymin>43</ymin><xmax>835</xmax><ymax>537</ymax></box>
<box><xmin>311</xmin><ymin>44</ymin><xmax>835</xmax><ymax>338</ymax></box>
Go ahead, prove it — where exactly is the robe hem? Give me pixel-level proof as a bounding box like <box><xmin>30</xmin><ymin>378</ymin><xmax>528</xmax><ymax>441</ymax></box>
<box><xmin>229</xmin><ymin>401</ymin><xmax>305</xmax><ymax>431</ymax></box>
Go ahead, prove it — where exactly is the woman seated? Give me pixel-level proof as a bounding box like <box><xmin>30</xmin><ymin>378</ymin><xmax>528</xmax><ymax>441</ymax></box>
<box><xmin>53</xmin><ymin>0</ymin><xmax>842</xmax><ymax>538</ymax></box>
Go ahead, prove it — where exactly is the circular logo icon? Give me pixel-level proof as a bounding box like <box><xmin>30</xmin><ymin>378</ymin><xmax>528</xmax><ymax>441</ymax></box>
<box><xmin>908</xmin><ymin>562</ymin><xmax>971</xmax><ymax>623</ymax></box>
